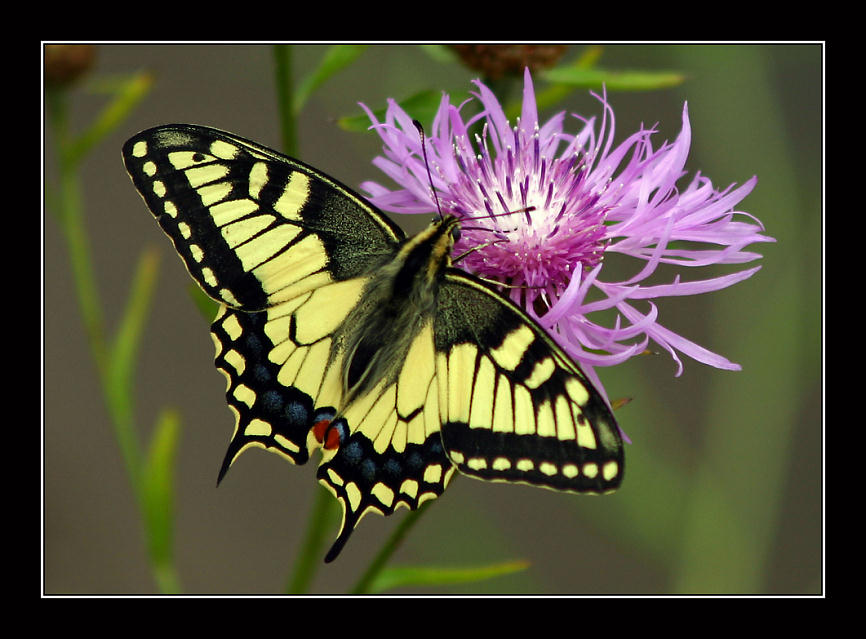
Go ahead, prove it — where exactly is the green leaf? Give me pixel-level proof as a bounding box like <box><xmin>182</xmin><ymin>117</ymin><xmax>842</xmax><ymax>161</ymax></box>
<box><xmin>500</xmin><ymin>46</ymin><xmax>607</xmax><ymax>117</ymax></box>
<box><xmin>65</xmin><ymin>70</ymin><xmax>153</xmax><ymax>168</ymax></box>
<box><xmin>368</xmin><ymin>560</ymin><xmax>530</xmax><ymax>594</ymax></box>
<box><xmin>417</xmin><ymin>44</ymin><xmax>460</xmax><ymax>64</ymax></box>
<box><xmin>141</xmin><ymin>408</ymin><xmax>182</xmax><ymax>593</ymax></box>
<box><xmin>109</xmin><ymin>247</ymin><xmax>160</xmax><ymax>395</ymax></box>
<box><xmin>573</xmin><ymin>45</ymin><xmax>604</xmax><ymax>69</ymax></box>
<box><xmin>104</xmin><ymin>247</ymin><xmax>160</xmax><ymax>473</ymax></box>
<box><xmin>285</xmin><ymin>486</ymin><xmax>340</xmax><ymax>594</ymax></box>
<box><xmin>338</xmin><ymin>89</ymin><xmax>471</xmax><ymax>132</ymax></box>
<box><xmin>541</xmin><ymin>66</ymin><xmax>686</xmax><ymax>92</ymax></box>
<box><xmin>188</xmin><ymin>283</ymin><xmax>219</xmax><ymax>322</ymax></box>
<box><xmin>293</xmin><ymin>44</ymin><xmax>368</xmax><ymax>115</ymax></box>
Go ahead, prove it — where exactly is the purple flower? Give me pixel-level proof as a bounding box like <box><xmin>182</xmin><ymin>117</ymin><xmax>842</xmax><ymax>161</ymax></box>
<box><xmin>359</xmin><ymin>69</ymin><xmax>773</xmax><ymax>396</ymax></box>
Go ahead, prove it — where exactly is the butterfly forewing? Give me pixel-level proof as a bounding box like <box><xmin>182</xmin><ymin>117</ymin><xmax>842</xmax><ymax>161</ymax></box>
<box><xmin>122</xmin><ymin>124</ymin><xmax>404</xmax><ymax>310</ymax></box>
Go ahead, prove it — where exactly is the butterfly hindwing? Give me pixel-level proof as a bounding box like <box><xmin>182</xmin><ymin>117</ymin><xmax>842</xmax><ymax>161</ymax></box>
<box><xmin>435</xmin><ymin>271</ymin><xmax>624</xmax><ymax>493</ymax></box>
<box><xmin>314</xmin><ymin>320</ymin><xmax>456</xmax><ymax>562</ymax></box>
<box><xmin>212</xmin><ymin>275</ymin><xmax>380</xmax><ymax>477</ymax></box>
<box><xmin>317</xmin><ymin>424</ymin><xmax>455</xmax><ymax>563</ymax></box>
<box><xmin>212</xmin><ymin>305</ymin><xmax>319</xmax><ymax>472</ymax></box>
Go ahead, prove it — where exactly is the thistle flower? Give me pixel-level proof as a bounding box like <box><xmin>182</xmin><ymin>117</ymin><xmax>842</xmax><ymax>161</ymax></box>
<box><xmin>359</xmin><ymin>69</ymin><xmax>773</xmax><ymax>395</ymax></box>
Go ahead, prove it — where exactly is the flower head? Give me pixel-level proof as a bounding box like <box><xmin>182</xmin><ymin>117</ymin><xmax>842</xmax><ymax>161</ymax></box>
<box><xmin>360</xmin><ymin>69</ymin><xmax>773</xmax><ymax>392</ymax></box>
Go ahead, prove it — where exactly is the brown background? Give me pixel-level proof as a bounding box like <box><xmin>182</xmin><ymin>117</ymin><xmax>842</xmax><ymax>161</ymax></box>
<box><xmin>44</xmin><ymin>44</ymin><xmax>822</xmax><ymax>594</ymax></box>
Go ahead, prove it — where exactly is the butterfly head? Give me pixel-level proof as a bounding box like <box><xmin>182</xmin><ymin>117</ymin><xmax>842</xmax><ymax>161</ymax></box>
<box><xmin>426</xmin><ymin>214</ymin><xmax>462</xmax><ymax>268</ymax></box>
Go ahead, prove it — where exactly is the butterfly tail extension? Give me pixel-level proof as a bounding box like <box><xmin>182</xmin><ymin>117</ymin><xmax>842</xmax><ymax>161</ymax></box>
<box><xmin>212</xmin><ymin>306</ymin><xmax>332</xmax><ymax>482</ymax></box>
<box><xmin>316</xmin><ymin>415</ymin><xmax>457</xmax><ymax>562</ymax></box>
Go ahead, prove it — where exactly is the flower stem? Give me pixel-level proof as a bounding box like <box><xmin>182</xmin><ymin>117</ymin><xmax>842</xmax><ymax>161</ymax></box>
<box><xmin>285</xmin><ymin>486</ymin><xmax>336</xmax><ymax>593</ymax></box>
<box><xmin>350</xmin><ymin>500</ymin><xmax>433</xmax><ymax>595</ymax></box>
<box><xmin>49</xmin><ymin>90</ymin><xmax>146</xmax><ymax>489</ymax></box>
<box><xmin>271</xmin><ymin>44</ymin><xmax>335</xmax><ymax>592</ymax></box>
<box><xmin>269</xmin><ymin>46</ymin><xmax>431</xmax><ymax>593</ymax></box>
<box><xmin>47</xmin><ymin>78</ymin><xmax>181</xmax><ymax>593</ymax></box>
<box><xmin>273</xmin><ymin>45</ymin><xmax>297</xmax><ymax>156</ymax></box>
<box><xmin>48</xmin><ymin>88</ymin><xmax>110</xmax><ymax>380</ymax></box>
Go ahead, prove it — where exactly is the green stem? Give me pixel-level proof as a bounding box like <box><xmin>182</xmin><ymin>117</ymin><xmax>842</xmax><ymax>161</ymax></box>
<box><xmin>271</xmin><ymin>45</ymin><xmax>333</xmax><ymax>592</ymax></box>
<box><xmin>350</xmin><ymin>501</ymin><xmax>433</xmax><ymax>595</ymax></box>
<box><xmin>270</xmin><ymin>47</ymin><xmax>432</xmax><ymax>592</ymax></box>
<box><xmin>48</xmin><ymin>88</ymin><xmax>110</xmax><ymax>378</ymax></box>
<box><xmin>285</xmin><ymin>487</ymin><xmax>336</xmax><ymax>593</ymax></box>
<box><xmin>49</xmin><ymin>89</ymin><xmax>145</xmax><ymax>488</ymax></box>
<box><xmin>105</xmin><ymin>248</ymin><xmax>162</xmax><ymax>488</ymax></box>
<box><xmin>47</xmin><ymin>81</ymin><xmax>180</xmax><ymax>592</ymax></box>
<box><xmin>152</xmin><ymin>563</ymin><xmax>182</xmax><ymax>594</ymax></box>
<box><xmin>273</xmin><ymin>45</ymin><xmax>297</xmax><ymax>156</ymax></box>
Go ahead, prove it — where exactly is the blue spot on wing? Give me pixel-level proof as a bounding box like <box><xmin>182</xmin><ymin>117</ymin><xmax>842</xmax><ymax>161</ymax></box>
<box><xmin>317</xmin><ymin>431</ymin><xmax>453</xmax><ymax>563</ymax></box>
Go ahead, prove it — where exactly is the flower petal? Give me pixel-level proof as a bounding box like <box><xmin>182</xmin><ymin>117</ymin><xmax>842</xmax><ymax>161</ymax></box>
<box><xmin>359</xmin><ymin>72</ymin><xmax>771</xmax><ymax>382</ymax></box>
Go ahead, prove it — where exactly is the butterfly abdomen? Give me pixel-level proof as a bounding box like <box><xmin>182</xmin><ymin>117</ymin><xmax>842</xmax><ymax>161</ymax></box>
<box><xmin>336</xmin><ymin>217</ymin><xmax>458</xmax><ymax>401</ymax></box>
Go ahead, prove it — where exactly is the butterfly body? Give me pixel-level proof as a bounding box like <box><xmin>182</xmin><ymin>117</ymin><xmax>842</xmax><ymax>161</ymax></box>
<box><xmin>123</xmin><ymin>124</ymin><xmax>624</xmax><ymax>562</ymax></box>
<box><xmin>335</xmin><ymin>215</ymin><xmax>456</xmax><ymax>404</ymax></box>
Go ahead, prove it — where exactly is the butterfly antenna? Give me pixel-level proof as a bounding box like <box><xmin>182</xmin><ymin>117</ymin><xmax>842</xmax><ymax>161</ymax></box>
<box><xmin>452</xmin><ymin>238</ymin><xmax>506</xmax><ymax>263</ymax></box>
<box><xmin>412</xmin><ymin>119</ymin><xmax>538</xmax><ymax>294</ymax></box>
<box><xmin>413</xmin><ymin>120</ymin><xmax>445</xmax><ymax>221</ymax></box>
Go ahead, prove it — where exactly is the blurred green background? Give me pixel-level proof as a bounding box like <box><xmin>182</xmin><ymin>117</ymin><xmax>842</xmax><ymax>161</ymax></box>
<box><xmin>44</xmin><ymin>44</ymin><xmax>822</xmax><ymax>594</ymax></box>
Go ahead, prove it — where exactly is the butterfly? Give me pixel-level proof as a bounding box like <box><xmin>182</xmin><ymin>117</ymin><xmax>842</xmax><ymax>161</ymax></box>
<box><xmin>122</xmin><ymin>124</ymin><xmax>624</xmax><ymax>562</ymax></box>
